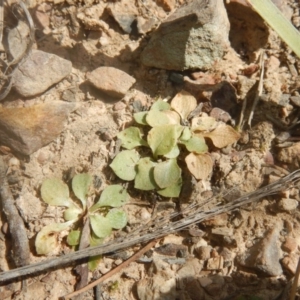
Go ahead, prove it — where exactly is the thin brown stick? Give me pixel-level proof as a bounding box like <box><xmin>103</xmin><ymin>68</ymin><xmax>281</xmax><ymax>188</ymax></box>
<box><xmin>289</xmin><ymin>256</ymin><xmax>300</xmax><ymax>300</ymax></box>
<box><xmin>63</xmin><ymin>240</ymin><xmax>157</xmax><ymax>300</ymax></box>
<box><xmin>247</xmin><ymin>50</ymin><xmax>265</xmax><ymax>127</ymax></box>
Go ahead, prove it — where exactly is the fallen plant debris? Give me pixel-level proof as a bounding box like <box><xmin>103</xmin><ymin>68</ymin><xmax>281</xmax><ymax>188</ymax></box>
<box><xmin>1</xmin><ymin>169</ymin><xmax>300</xmax><ymax>283</ymax></box>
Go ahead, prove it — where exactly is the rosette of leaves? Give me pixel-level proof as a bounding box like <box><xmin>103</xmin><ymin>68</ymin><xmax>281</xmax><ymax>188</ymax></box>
<box><xmin>35</xmin><ymin>174</ymin><xmax>129</xmax><ymax>265</ymax></box>
<box><xmin>110</xmin><ymin>91</ymin><xmax>240</xmax><ymax>197</ymax></box>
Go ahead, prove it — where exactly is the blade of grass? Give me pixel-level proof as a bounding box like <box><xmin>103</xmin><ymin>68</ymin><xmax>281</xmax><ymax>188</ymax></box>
<box><xmin>247</xmin><ymin>0</ymin><xmax>300</xmax><ymax>58</ymax></box>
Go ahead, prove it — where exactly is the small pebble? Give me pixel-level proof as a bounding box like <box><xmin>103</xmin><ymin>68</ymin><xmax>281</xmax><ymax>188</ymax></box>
<box><xmin>282</xmin><ymin>237</ymin><xmax>298</xmax><ymax>253</ymax></box>
<box><xmin>278</xmin><ymin>198</ymin><xmax>298</xmax><ymax>212</ymax></box>
<box><xmin>195</xmin><ymin>246</ymin><xmax>212</xmax><ymax>260</ymax></box>
<box><xmin>281</xmin><ymin>253</ymin><xmax>299</xmax><ymax>274</ymax></box>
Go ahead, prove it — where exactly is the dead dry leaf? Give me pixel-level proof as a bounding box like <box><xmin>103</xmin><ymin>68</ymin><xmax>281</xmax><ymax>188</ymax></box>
<box><xmin>202</xmin><ymin>124</ymin><xmax>240</xmax><ymax>148</ymax></box>
<box><xmin>171</xmin><ymin>90</ymin><xmax>197</xmax><ymax>121</ymax></box>
<box><xmin>185</xmin><ymin>153</ymin><xmax>213</xmax><ymax>180</ymax></box>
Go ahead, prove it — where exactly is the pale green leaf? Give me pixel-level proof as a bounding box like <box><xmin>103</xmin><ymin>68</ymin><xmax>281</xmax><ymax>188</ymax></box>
<box><xmin>41</xmin><ymin>178</ymin><xmax>71</xmax><ymax>207</ymax></box>
<box><xmin>133</xmin><ymin>112</ymin><xmax>148</xmax><ymax>125</ymax></box>
<box><xmin>90</xmin><ymin>215</ymin><xmax>112</xmax><ymax>238</ymax></box>
<box><xmin>183</xmin><ymin>136</ymin><xmax>208</xmax><ymax>154</ymax></box>
<box><xmin>134</xmin><ymin>157</ymin><xmax>157</xmax><ymax>190</ymax></box>
<box><xmin>90</xmin><ymin>185</ymin><xmax>129</xmax><ymax>212</ymax></box>
<box><xmin>90</xmin><ymin>232</ymin><xmax>104</xmax><ymax>246</ymax></box>
<box><xmin>72</xmin><ymin>173</ymin><xmax>92</xmax><ymax>209</ymax></box>
<box><xmin>157</xmin><ymin>178</ymin><xmax>182</xmax><ymax>198</ymax></box>
<box><xmin>146</xmin><ymin>110</ymin><xmax>171</xmax><ymax>127</ymax></box>
<box><xmin>153</xmin><ymin>159</ymin><xmax>181</xmax><ymax>189</ymax></box>
<box><xmin>148</xmin><ymin>125</ymin><xmax>182</xmax><ymax>157</ymax></box>
<box><xmin>117</xmin><ymin>127</ymin><xmax>147</xmax><ymax>149</ymax></box>
<box><xmin>35</xmin><ymin>221</ymin><xmax>74</xmax><ymax>255</ymax></box>
<box><xmin>170</xmin><ymin>90</ymin><xmax>197</xmax><ymax>121</ymax></box>
<box><xmin>180</xmin><ymin>127</ymin><xmax>192</xmax><ymax>141</ymax></box>
<box><xmin>63</xmin><ymin>205</ymin><xmax>82</xmax><ymax>221</ymax></box>
<box><xmin>67</xmin><ymin>230</ymin><xmax>81</xmax><ymax>246</ymax></box>
<box><xmin>150</xmin><ymin>99</ymin><xmax>170</xmax><ymax>111</ymax></box>
<box><xmin>163</xmin><ymin>110</ymin><xmax>181</xmax><ymax>125</ymax></box>
<box><xmin>110</xmin><ymin>149</ymin><xmax>140</xmax><ymax>181</ymax></box>
<box><xmin>164</xmin><ymin>145</ymin><xmax>180</xmax><ymax>159</ymax></box>
<box><xmin>106</xmin><ymin>209</ymin><xmax>127</xmax><ymax>229</ymax></box>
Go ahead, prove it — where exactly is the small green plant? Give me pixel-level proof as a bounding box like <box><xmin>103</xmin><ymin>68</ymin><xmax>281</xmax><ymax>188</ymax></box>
<box><xmin>35</xmin><ymin>174</ymin><xmax>129</xmax><ymax>266</ymax></box>
<box><xmin>110</xmin><ymin>90</ymin><xmax>240</xmax><ymax>197</ymax></box>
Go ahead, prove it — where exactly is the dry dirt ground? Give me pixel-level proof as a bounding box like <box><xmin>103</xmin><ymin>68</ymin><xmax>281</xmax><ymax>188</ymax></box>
<box><xmin>2</xmin><ymin>0</ymin><xmax>300</xmax><ymax>299</ymax></box>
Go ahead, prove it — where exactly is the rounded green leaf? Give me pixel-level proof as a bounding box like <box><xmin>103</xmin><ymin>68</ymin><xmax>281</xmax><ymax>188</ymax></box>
<box><xmin>64</xmin><ymin>205</ymin><xmax>83</xmax><ymax>221</ymax></box>
<box><xmin>148</xmin><ymin>125</ymin><xmax>182</xmax><ymax>157</ymax></box>
<box><xmin>106</xmin><ymin>209</ymin><xmax>127</xmax><ymax>229</ymax></box>
<box><xmin>157</xmin><ymin>178</ymin><xmax>182</xmax><ymax>198</ymax></box>
<box><xmin>164</xmin><ymin>145</ymin><xmax>180</xmax><ymax>159</ymax></box>
<box><xmin>146</xmin><ymin>110</ymin><xmax>171</xmax><ymax>127</ymax></box>
<box><xmin>180</xmin><ymin>127</ymin><xmax>192</xmax><ymax>141</ymax></box>
<box><xmin>35</xmin><ymin>221</ymin><xmax>74</xmax><ymax>255</ymax></box>
<box><xmin>150</xmin><ymin>99</ymin><xmax>170</xmax><ymax>111</ymax></box>
<box><xmin>67</xmin><ymin>230</ymin><xmax>81</xmax><ymax>246</ymax></box>
<box><xmin>133</xmin><ymin>112</ymin><xmax>148</xmax><ymax>125</ymax></box>
<box><xmin>90</xmin><ymin>232</ymin><xmax>104</xmax><ymax>246</ymax></box>
<box><xmin>90</xmin><ymin>185</ymin><xmax>129</xmax><ymax>212</ymax></box>
<box><xmin>183</xmin><ymin>136</ymin><xmax>208</xmax><ymax>154</ymax></box>
<box><xmin>117</xmin><ymin>127</ymin><xmax>147</xmax><ymax>149</ymax></box>
<box><xmin>90</xmin><ymin>214</ymin><xmax>112</xmax><ymax>238</ymax></box>
<box><xmin>72</xmin><ymin>173</ymin><xmax>92</xmax><ymax>209</ymax></box>
<box><xmin>41</xmin><ymin>178</ymin><xmax>71</xmax><ymax>207</ymax></box>
<box><xmin>110</xmin><ymin>149</ymin><xmax>140</xmax><ymax>181</ymax></box>
<box><xmin>153</xmin><ymin>159</ymin><xmax>181</xmax><ymax>189</ymax></box>
<box><xmin>134</xmin><ymin>157</ymin><xmax>157</xmax><ymax>191</ymax></box>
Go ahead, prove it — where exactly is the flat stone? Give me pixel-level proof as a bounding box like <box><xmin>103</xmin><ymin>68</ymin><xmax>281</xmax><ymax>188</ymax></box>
<box><xmin>141</xmin><ymin>0</ymin><xmax>230</xmax><ymax>70</ymax></box>
<box><xmin>13</xmin><ymin>50</ymin><xmax>72</xmax><ymax>97</ymax></box>
<box><xmin>87</xmin><ymin>67</ymin><xmax>136</xmax><ymax>98</ymax></box>
<box><xmin>0</xmin><ymin>101</ymin><xmax>76</xmax><ymax>155</ymax></box>
<box><xmin>237</xmin><ymin>228</ymin><xmax>283</xmax><ymax>276</ymax></box>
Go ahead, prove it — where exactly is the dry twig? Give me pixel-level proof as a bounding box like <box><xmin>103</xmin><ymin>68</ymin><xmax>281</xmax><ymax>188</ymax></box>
<box><xmin>63</xmin><ymin>240</ymin><xmax>157</xmax><ymax>299</ymax></box>
<box><xmin>1</xmin><ymin>170</ymin><xmax>300</xmax><ymax>283</ymax></box>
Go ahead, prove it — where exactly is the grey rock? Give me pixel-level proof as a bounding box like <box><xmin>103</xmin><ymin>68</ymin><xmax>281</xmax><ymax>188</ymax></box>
<box><xmin>107</xmin><ymin>0</ymin><xmax>138</xmax><ymax>34</ymax></box>
<box><xmin>0</xmin><ymin>101</ymin><xmax>76</xmax><ymax>155</ymax></box>
<box><xmin>13</xmin><ymin>50</ymin><xmax>72</xmax><ymax>97</ymax></box>
<box><xmin>87</xmin><ymin>66</ymin><xmax>136</xmax><ymax>98</ymax></box>
<box><xmin>141</xmin><ymin>0</ymin><xmax>230</xmax><ymax>70</ymax></box>
<box><xmin>237</xmin><ymin>228</ymin><xmax>283</xmax><ymax>276</ymax></box>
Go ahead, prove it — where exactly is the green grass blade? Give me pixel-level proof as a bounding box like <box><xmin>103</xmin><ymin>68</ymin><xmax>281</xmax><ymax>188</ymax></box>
<box><xmin>248</xmin><ymin>0</ymin><xmax>300</xmax><ymax>58</ymax></box>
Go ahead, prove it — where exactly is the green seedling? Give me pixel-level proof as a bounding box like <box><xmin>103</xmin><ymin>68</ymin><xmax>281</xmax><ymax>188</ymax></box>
<box><xmin>110</xmin><ymin>91</ymin><xmax>240</xmax><ymax>197</ymax></box>
<box><xmin>36</xmin><ymin>174</ymin><xmax>129</xmax><ymax>269</ymax></box>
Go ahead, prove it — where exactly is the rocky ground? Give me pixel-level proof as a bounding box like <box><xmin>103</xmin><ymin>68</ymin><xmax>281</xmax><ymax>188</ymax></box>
<box><xmin>1</xmin><ymin>0</ymin><xmax>300</xmax><ymax>299</ymax></box>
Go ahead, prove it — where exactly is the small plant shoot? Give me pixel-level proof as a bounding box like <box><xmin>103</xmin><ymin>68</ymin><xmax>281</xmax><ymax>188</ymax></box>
<box><xmin>36</xmin><ymin>174</ymin><xmax>129</xmax><ymax>270</ymax></box>
<box><xmin>110</xmin><ymin>91</ymin><xmax>240</xmax><ymax>197</ymax></box>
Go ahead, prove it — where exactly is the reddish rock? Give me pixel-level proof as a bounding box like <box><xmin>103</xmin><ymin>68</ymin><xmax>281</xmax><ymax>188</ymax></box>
<box><xmin>282</xmin><ymin>237</ymin><xmax>298</xmax><ymax>253</ymax></box>
<box><xmin>0</xmin><ymin>101</ymin><xmax>76</xmax><ymax>155</ymax></box>
<box><xmin>13</xmin><ymin>50</ymin><xmax>72</xmax><ymax>97</ymax></box>
<box><xmin>87</xmin><ymin>67</ymin><xmax>136</xmax><ymax>98</ymax></box>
